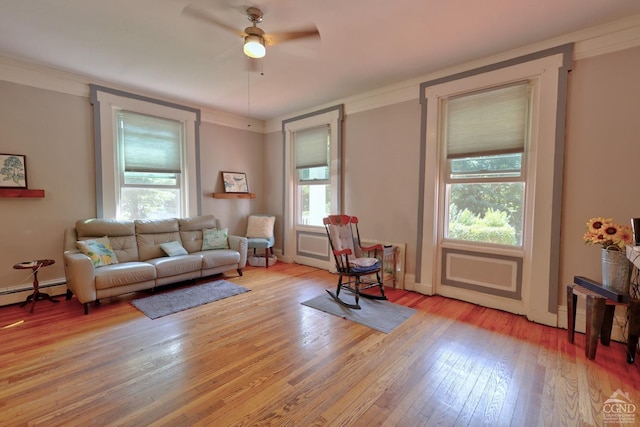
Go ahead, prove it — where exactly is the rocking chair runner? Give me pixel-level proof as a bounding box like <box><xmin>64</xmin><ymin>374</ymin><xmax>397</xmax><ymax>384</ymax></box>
<box><xmin>323</xmin><ymin>215</ymin><xmax>388</xmax><ymax>309</ymax></box>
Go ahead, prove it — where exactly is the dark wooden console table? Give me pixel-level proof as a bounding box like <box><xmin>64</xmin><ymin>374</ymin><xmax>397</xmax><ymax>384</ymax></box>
<box><xmin>568</xmin><ymin>276</ymin><xmax>639</xmax><ymax>363</ymax></box>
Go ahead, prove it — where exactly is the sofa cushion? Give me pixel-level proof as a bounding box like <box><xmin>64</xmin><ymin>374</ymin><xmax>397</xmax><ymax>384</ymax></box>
<box><xmin>179</xmin><ymin>215</ymin><xmax>218</xmax><ymax>253</ymax></box>
<box><xmin>202</xmin><ymin>228</ymin><xmax>229</xmax><ymax>250</ymax></box>
<box><xmin>160</xmin><ymin>241</ymin><xmax>189</xmax><ymax>257</ymax></box>
<box><xmin>137</xmin><ymin>231</ymin><xmax>183</xmax><ymax>261</ymax></box>
<box><xmin>135</xmin><ymin>218</ymin><xmax>179</xmax><ymax>233</ymax></box>
<box><xmin>246</xmin><ymin>237</ymin><xmax>272</xmax><ymax>249</ymax></box>
<box><xmin>94</xmin><ymin>262</ymin><xmax>157</xmax><ymax>290</ymax></box>
<box><xmin>178</xmin><ymin>215</ymin><xmax>217</xmax><ymax>231</ymax></box>
<box><xmin>106</xmin><ymin>235</ymin><xmax>140</xmax><ymax>263</ymax></box>
<box><xmin>200</xmin><ymin>249</ymin><xmax>241</xmax><ymax>269</ymax></box>
<box><xmin>76</xmin><ymin>236</ymin><xmax>119</xmax><ymax>267</ymax></box>
<box><xmin>146</xmin><ymin>254</ymin><xmax>202</xmax><ymax>278</ymax></box>
<box><xmin>76</xmin><ymin>218</ymin><xmax>135</xmax><ymax>238</ymax></box>
<box><xmin>135</xmin><ymin>219</ymin><xmax>184</xmax><ymax>261</ymax></box>
<box><xmin>75</xmin><ymin>218</ymin><xmax>139</xmax><ymax>262</ymax></box>
<box><xmin>179</xmin><ymin>230</ymin><xmax>202</xmax><ymax>254</ymax></box>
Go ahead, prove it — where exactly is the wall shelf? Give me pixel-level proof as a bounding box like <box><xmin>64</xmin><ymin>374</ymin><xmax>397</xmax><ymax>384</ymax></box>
<box><xmin>212</xmin><ymin>192</ymin><xmax>255</xmax><ymax>199</ymax></box>
<box><xmin>0</xmin><ymin>189</ymin><xmax>45</xmax><ymax>198</ymax></box>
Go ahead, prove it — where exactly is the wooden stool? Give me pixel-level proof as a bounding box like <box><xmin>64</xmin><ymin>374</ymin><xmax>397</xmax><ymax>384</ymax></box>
<box><xmin>567</xmin><ymin>284</ymin><xmax>615</xmax><ymax>359</ymax></box>
<box><xmin>569</xmin><ymin>276</ymin><xmax>637</xmax><ymax>363</ymax></box>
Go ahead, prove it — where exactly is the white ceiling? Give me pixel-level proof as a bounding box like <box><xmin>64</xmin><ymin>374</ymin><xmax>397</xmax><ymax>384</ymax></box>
<box><xmin>1</xmin><ymin>0</ymin><xmax>640</xmax><ymax>120</ymax></box>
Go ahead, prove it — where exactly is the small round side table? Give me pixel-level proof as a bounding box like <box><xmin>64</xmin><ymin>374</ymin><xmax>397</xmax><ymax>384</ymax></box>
<box><xmin>13</xmin><ymin>259</ymin><xmax>58</xmax><ymax>313</ymax></box>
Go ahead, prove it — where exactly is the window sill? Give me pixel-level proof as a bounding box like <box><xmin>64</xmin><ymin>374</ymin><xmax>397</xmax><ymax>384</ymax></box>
<box><xmin>440</xmin><ymin>239</ymin><xmax>524</xmax><ymax>257</ymax></box>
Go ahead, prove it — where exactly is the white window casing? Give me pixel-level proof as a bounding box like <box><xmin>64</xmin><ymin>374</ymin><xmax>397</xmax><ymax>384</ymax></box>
<box><xmin>419</xmin><ymin>50</ymin><xmax>569</xmax><ymax>326</ymax></box>
<box><xmin>91</xmin><ymin>87</ymin><xmax>200</xmax><ymax>219</ymax></box>
<box><xmin>282</xmin><ymin>106</ymin><xmax>342</xmax><ymax>268</ymax></box>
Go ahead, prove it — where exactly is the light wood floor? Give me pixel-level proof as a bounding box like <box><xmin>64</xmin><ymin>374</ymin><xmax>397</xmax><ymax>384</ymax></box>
<box><xmin>1</xmin><ymin>263</ymin><xmax>638</xmax><ymax>426</ymax></box>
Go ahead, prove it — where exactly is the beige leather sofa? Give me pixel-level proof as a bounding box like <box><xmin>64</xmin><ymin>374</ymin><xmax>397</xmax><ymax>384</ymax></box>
<box><xmin>63</xmin><ymin>215</ymin><xmax>247</xmax><ymax>314</ymax></box>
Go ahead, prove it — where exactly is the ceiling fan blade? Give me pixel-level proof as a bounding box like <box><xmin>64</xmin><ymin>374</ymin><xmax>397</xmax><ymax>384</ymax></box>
<box><xmin>182</xmin><ymin>4</ymin><xmax>245</xmax><ymax>38</ymax></box>
<box><xmin>264</xmin><ymin>28</ymin><xmax>320</xmax><ymax>46</ymax></box>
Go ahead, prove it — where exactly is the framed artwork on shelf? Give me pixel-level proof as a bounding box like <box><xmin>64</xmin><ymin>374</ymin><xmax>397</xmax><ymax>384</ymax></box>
<box><xmin>222</xmin><ymin>171</ymin><xmax>249</xmax><ymax>193</ymax></box>
<box><xmin>0</xmin><ymin>153</ymin><xmax>27</xmax><ymax>189</ymax></box>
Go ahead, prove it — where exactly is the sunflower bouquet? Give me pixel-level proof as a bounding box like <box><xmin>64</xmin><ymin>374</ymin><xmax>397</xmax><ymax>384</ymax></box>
<box><xmin>583</xmin><ymin>217</ymin><xmax>633</xmax><ymax>250</ymax></box>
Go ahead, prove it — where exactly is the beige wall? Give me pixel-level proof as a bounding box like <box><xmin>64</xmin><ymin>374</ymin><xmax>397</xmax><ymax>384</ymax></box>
<box><xmin>0</xmin><ymin>81</ymin><xmax>263</xmax><ymax>295</ymax></box>
<box><xmin>342</xmin><ymin>101</ymin><xmax>421</xmax><ymax>275</ymax></box>
<box><xmin>263</xmin><ymin>102</ymin><xmax>421</xmax><ymax>273</ymax></box>
<box><xmin>262</xmin><ymin>46</ymin><xmax>640</xmax><ymax>306</ymax></box>
<box><xmin>199</xmin><ymin>121</ymin><xmax>265</xmax><ymax>236</ymax></box>
<box><xmin>263</xmin><ymin>130</ymin><xmax>284</xmax><ymax>248</ymax></box>
<box><xmin>2</xmin><ymin>43</ymin><xmax>640</xmax><ymax>312</ymax></box>
<box><xmin>560</xmin><ymin>45</ymin><xmax>640</xmax><ymax>304</ymax></box>
<box><xmin>1</xmin><ymin>81</ymin><xmax>93</xmax><ymax>292</ymax></box>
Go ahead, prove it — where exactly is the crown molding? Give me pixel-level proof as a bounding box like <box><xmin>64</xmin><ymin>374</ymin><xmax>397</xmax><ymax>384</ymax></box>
<box><xmin>200</xmin><ymin>109</ymin><xmax>265</xmax><ymax>133</ymax></box>
<box><xmin>574</xmin><ymin>17</ymin><xmax>640</xmax><ymax>60</ymax></box>
<box><xmin>267</xmin><ymin>14</ymin><xmax>640</xmax><ymax>133</ymax></box>
<box><xmin>264</xmin><ymin>82</ymin><xmax>419</xmax><ymax>133</ymax></box>
<box><xmin>2</xmin><ymin>14</ymin><xmax>640</xmax><ymax>135</ymax></box>
<box><xmin>0</xmin><ymin>55</ymin><xmax>90</xmax><ymax>98</ymax></box>
<box><xmin>0</xmin><ymin>55</ymin><xmax>262</xmax><ymax>132</ymax></box>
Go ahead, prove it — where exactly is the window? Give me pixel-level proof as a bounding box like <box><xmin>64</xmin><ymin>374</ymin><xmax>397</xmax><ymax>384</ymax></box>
<box><xmin>283</xmin><ymin>105</ymin><xmax>342</xmax><ymax>268</ymax></box>
<box><xmin>117</xmin><ymin>111</ymin><xmax>184</xmax><ymax>220</ymax></box>
<box><xmin>90</xmin><ymin>85</ymin><xmax>200</xmax><ymax>219</ymax></box>
<box><xmin>295</xmin><ymin>125</ymin><xmax>330</xmax><ymax>226</ymax></box>
<box><xmin>444</xmin><ymin>83</ymin><xmax>530</xmax><ymax>247</ymax></box>
<box><xmin>419</xmin><ymin>45</ymin><xmax>572</xmax><ymax>323</ymax></box>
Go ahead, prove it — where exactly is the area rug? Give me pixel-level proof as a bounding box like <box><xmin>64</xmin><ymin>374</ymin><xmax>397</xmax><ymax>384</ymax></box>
<box><xmin>301</xmin><ymin>292</ymin><xmax>416</xmax><ymax>333</ymax></box>
<box><xmin>131</xmin><ymin>280</ymin><xmax>250</xmax><ymax>319</ymax></box>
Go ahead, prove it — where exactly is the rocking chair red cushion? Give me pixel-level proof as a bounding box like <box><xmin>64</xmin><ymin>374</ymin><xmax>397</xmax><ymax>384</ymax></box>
<box><xmin>323</xmin><ymin>215</ymin><xmax>387</xmax><ymax>309</ymax></box>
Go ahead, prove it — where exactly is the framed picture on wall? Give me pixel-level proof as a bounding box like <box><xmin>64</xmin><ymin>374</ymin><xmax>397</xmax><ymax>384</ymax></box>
<box><xmin>0</xmin><ymin>153</ymin><xmax>27</xmax><ymax>188</ymax></box>
<box><xmin>222</xmin><ymin>171</ymin><xmax>249</xmax><ymax>193</ymax></box>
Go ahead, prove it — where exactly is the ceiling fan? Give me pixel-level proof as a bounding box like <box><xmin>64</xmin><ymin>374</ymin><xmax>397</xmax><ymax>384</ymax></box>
<box><xmin>183</xmin><ymin>4</ymin><xmax>320</xmax><ymax>59</ymax></box>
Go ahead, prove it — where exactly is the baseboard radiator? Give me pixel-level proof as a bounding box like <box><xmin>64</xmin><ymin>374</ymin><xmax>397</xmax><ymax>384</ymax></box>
<box><xmin>0</xmin><ymin>280</ymin><xmax>67</xmax><ymax>307</ymax></box>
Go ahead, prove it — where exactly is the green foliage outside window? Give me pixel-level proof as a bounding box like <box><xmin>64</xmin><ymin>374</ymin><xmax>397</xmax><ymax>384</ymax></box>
<box><xmin>448</xmin><ymin>181</ymin><xmax>524</xmax><ymax>246</ymax></box>
<box><xmin>448</xmin><ymin>205</ymin><xmax>517</xmax><ymax>245</ymax></box>
<box><xmin>450</xmin><ymin>153</ymin><xmax>522</xmax><ymax>178</ymax></box>
<box><xmin>120</xmin><ymin>188</ymin><xmax>179</xmax><ymax>220</ymax></box>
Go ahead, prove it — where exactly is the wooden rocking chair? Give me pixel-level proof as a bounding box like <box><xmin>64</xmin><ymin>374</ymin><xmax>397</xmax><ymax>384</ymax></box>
<box><xmin>323</xmin><ymin>215</ymin><xmax>387</xmax><ymax>309</ymax></box>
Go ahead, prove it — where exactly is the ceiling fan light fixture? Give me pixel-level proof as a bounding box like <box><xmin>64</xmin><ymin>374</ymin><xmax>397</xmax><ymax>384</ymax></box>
<box><xmin>243</xmin><ymin>35</ymin><xmax>265</xmax><ymax>58</ymax></box>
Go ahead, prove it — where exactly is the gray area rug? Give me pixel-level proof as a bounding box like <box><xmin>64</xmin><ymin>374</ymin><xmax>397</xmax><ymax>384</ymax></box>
<box><xmin>131</xmin><ymin>280</ymin><xmax>250</xmax><ymax>319</ymax></box>
<box><xmin>301</xmin><ymin>292</ymin><xmax>416</xmax><ymax>333</ymax></box>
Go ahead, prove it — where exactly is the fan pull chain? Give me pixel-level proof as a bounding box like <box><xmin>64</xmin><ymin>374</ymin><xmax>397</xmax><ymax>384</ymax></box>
<box><xmin>247</xmin><ymin>70</ymin><xmax>252</xmax><ymax>128</ymax></box>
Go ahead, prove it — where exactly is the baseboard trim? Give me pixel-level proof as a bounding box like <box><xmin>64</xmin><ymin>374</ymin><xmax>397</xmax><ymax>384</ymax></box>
<box><xmin>557</xmin><ymin>305</ymin><xmax>628</xmax><ymax>343</ymax></box>
<box><xmin>411</xmin><ymin>280</ymin><xmax>433</xmax><ymax>296</ymax></box>
<box><xmin>0</xmin><ymin>281</ymin><xmax>67</xmax><ymax>307</ymax></box>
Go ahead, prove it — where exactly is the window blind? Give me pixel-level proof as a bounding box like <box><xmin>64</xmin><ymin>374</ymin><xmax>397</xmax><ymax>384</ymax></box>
<box><xmin>446</xmin><ymin>83</ymin><xmax>530</xmax><ymax>159</ymax></box>
<box><xmin>119</xmin><ymin>111</ymin><xmax>183</xmax><ymax>173</ymax></box>
<box><xmin>295</xmin><ymin>125</ymin><xmax>329</xmax><ymax>169</ymax></box>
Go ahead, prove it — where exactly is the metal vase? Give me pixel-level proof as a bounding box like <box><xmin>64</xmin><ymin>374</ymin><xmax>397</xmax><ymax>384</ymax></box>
<box><xmin>601</xmin><ymin>247</ymin><xmax>631</xmax><ymax>294</ymax></box>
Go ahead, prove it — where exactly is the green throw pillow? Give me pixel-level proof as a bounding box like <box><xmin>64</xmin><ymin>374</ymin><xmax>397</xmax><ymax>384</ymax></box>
<box><xmin>159</xmin><ymin>241</ymin><xmax>188</xmax><ymax>257</ymax></box>
<box><xmin>76</xmin><ymin>236</ymin><xmax>119</xmax><ymax>267</ymax></box>
<box><xmin>202</xmin><ymin>228</ymin><xmax>229</xmax><ymax>250</ymax></box>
